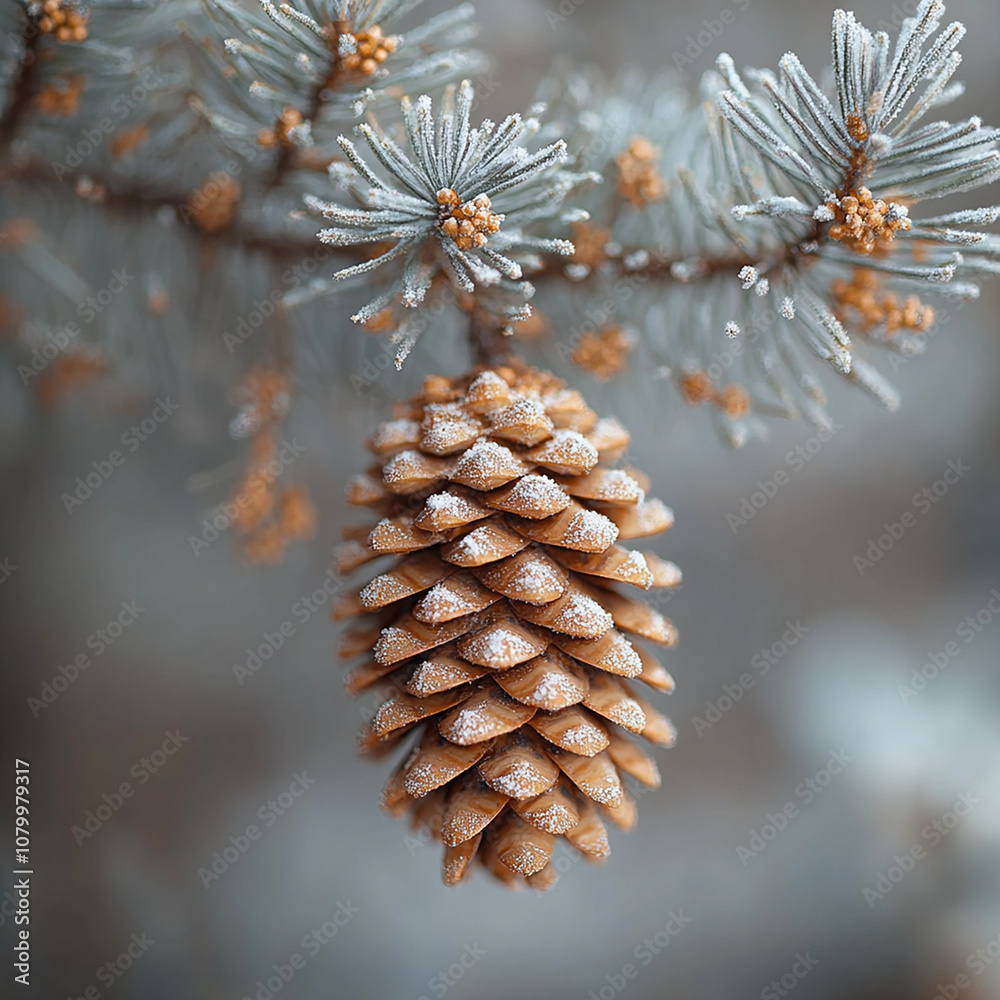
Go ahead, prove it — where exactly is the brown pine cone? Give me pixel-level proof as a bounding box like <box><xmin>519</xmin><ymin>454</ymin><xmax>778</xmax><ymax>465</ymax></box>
<box><xmin>334</xmin><ymin>363</ymin><xmax>680</xmax><ymax>889</ymax></box>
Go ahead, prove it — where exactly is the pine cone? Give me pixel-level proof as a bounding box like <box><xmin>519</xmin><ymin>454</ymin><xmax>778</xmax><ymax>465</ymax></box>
<box><xmin>335</xmin><ymin>363</ymin><xmax>681</xmax><ymax>889</ymax></box>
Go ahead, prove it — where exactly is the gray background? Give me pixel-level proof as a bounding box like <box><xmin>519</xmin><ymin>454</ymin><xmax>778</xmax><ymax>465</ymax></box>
<box><xmin>2</xmin><ymin>1</ymin><xmax>1000</xmax><ymax>998</ymax></box>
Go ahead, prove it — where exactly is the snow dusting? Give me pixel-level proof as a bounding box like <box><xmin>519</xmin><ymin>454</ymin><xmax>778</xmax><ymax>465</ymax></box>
<box><xmin>371</xmin><ymin>418</ymin><xmax>420</xmax><ymax>452</ymax></box>
<box><xmin>563</xmin><ymin>508</ymin><xmax>618</xmax><ymax>551</ymax></box>
<box><xmin>451</xmin><ymin>439</ymin><xmax>524</xmax><ymax>488</ymax></box>
<box><xmin>359</xmin><ymin>574</ymin><xmax>409</xmax><ymax>608</ymax></box>
<box><xmin>496</xmin><ymin>474</ymin><xmax>569</xmax><ymax>516</ymax></box>
<box><xmin>595</xmin><ymin>468</ymin><xmax>643</xmax><ymax>503</ymax></box>
<box><xmin>420</xmin><ymin>403</ymin><xmax>482</xmax><ymax>454</ymax></box>
<box><xmin>382</xmin><ymin>449</ymin><xmax>435</xmax><ymax>487</ymax></box>
<box><xmin>532</xmin><ymin>429</ymin><xmax>598</xmax><ymax>473</ymax></box>
<box><xmin>486</xmin><ymin>760</ymin><xmax>543</xmax><ymax>798</ymax></box>
<box><xmin>416</xmin><ymin>582</ymin><xmax>476</xmax><ymax>620</ymax></box>
<box><xmin>523</xmin><ymin>802</ymin><xmax>574</xmax><ymax>834</ymax></box>
<box><xmin>559</xmin><ymin>723</ymin><xmax>605</xmax><ymax>753</ymax></box>
<box><xmin>466</xmin><ymin>626</ymin><xmax>539</xmax><ymax>664</ymax></box>
<box><xmin>600</xmin><ymin>636</ymin><xmax>642</xmax><ymax>677</ymax></box>
<box><xmin>553</xmin><ymin>593</ymin><xmax>613</xmax><ymax>635</ymax></box>
<box><xmin>530</xmin><ymin>670</ymin><xmax>582</xmax><ymax>707</ymax></box>
<box><xmin>619</xmin><ymin>549</ymin><xmax>652</xmax><ymax>587</ymax></box>
<box><xmin>610</xmin><ymin>698</ymin><xmax>646</xmax><ymax>732</ymax></box>
<box><xmin>588</xmin><ymin>416</ymin><xmax>629</xmax><ymax>453</ymax></box>
<box><xmin>444</xmin><ymin>701</ymin><xmax>498</xmax><ymax>744</ymax></box>
<box><xmin>506</xmin><ymin>553</ymin><xmax>565</xmax><ymax>601</ymax></box>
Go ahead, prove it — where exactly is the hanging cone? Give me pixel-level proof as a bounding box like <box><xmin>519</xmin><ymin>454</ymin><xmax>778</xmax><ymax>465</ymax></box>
<box><xmin>337</xmin><ymin>363</ymin><xmax>680</xmax><ymax>889</ymax></box>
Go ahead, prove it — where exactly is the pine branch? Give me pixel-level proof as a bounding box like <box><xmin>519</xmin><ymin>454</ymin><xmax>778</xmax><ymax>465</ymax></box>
<box><xmin>1</xmin><ymin>0</ymin><xmax>997</xmax><ymax>448</ymax></box>
<box><xmin>200</xmin><ymin>1</ymin><xmax>485</xmax><ymax>189</ymax></box>
<box><xmin>532</xmin><ymin>244</ymin><xmax>763</xmax><ymax>286</ymax></box>
<box><xmin>2</xmin><ymin>158</ymin><xmax>321</xmax><ymax>257</ymax></box>
<box><xmin>469</xmin><ymin>309</ymin><xmax>513</xmax><ymax>368</ymax></box>
<box><xmin>0</xmin><ymin>20</ymin><xmax>40</xmax><ymax>152</ymax></box>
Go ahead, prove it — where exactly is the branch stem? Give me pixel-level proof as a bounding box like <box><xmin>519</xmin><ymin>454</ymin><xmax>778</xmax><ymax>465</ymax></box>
<box><xmin>470</xmin><ymin>311</ymin><xmax>510</xmax><ymax>368</ymax></box>
<box><xmin>0</xmin><ymin>25</ymin><xmax>40</xmax><ymax>155</ymax></box>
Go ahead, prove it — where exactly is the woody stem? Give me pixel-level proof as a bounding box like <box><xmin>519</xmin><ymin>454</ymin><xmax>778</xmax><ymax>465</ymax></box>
<box><xmin>470</xmin><ymin>312</ymin><xmax>510</xmax><ymax>368</ymax></box>
<box><xmin>0</xmin><ymin>25</ymin><xmax>40</xmax><ymax>155</ymax></box>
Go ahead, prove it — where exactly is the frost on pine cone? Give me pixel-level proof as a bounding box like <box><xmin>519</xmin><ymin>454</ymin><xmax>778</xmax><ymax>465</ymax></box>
<box><xmin>334</xmin><ymin>364</ymin><xmax>680</xmax><ymax>888</ymax></box>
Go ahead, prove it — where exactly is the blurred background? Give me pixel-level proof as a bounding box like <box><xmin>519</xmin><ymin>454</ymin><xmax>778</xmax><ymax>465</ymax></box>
<box><xmin>2</xmin><ymin>0</ymin><xmax>1000</xmax><ymax>997</ymax></box>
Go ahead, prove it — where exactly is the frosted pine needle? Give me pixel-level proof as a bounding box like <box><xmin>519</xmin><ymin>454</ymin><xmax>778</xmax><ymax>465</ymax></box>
<box><xmin>715</xmin><ymin>0</ymin><xmax>1000</xmax><ymax>381</ymax></box>
<box><xmin>524</xmin><ymin>2</ymin><xmax>999</xmax><ymax>444</ymax></box>
<box><xmin>206</xmin><ymin>0</ymin><xmax>483</xmax><ymax>121</ymax></box>
<box><xmin>301</xmin><ymin>79</ymin><xmax>594</xmax><ymax>334</ymax></box>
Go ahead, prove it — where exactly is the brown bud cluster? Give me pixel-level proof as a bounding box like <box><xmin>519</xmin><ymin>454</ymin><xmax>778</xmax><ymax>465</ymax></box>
<box><xmin>0</xmin><ymin>296</ymin><xmax>21</xmax><ymax>334</ymax></box>
<box><xmin>257</xmin><ymin>106</ymin><xmax>304</xmax><ymax>149</ymax></box>
<box><xmin>615</xmin><ymin>136</ymin><xmax>666</xmax><ymax>209</ymax></box>
<box><xmin>831</xmin><ymin>268</ymin><xmax>935</xmax><ymax>335</ymax></box>
<box><xmin>35</xmin><ymin>350</ymin><xmax>106</xmax><ymax>406</ymax></box>
<box><xmin>187</xmin><ymin>176</ymin><xmax>241</xmax><ymax>235</ymax></box>
<box><xmin>571</xmin><ymin>326</ymin><xmax>632</xmax><ymax>381</ymax></box>
<box><xmin>438</xmin><ymin>189</ymin><xmax>504</xmax><ymax>251</ymax></box>
<box><xmin>35</xmin><ymin>0</ymin><xmax>89</xmax><ymax>42</ymax></box>
<box><xmin>110</xmin><ymin>125</ymin><xmax>150</xmax><ymax>160</ymax></box>
<box><xmin>826</xmin><ymin>186</ymin><xmax>911</xmax><ymax>255</ymax></box>
<box><xmin>679</xmin><ymin>370</ymin><xmax>750</xmax><ymax>418</ymax></box>
<box><xmin>0</xmin><ymin>217</ymin><xmax>38</xmax><ymax>249</ymax></box>
<box><xmin>570</xmin><ymin>221</ymin><xmax>612</xmax><ymax>270</ymax></box>
<box><xmin>229</xmin><ymin>368</ymin><xmax>316</xmax><ymax>565</ymax></box>
<box><xmin>339</xmin><ymin>24</ymin><xmax>400</xmax><ymax>75</ymax></box>
<box><xmin>35</xmin><ymin>76</ymin><xmax>84</xmax><ymax>116</ymax></box>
